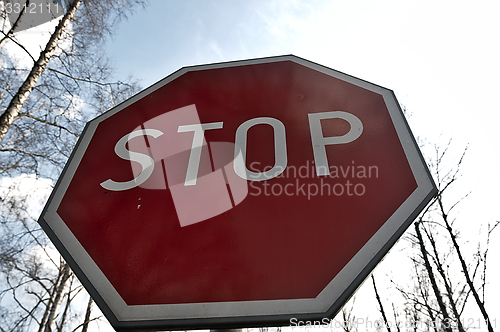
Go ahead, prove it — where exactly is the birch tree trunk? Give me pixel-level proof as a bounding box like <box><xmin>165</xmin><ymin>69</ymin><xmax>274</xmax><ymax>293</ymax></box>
<box><xmin>0</xmin><ymin>0</ymin><xmax>82</xmax><ymax>144</ymax></box>
<box><xmin>81</xmin><ymin>296</ymin><xmax>93</xmax><ymax>332</ymax></box>
<box><xmin>37</xmin><ymin>267</ymin><xmax>64</xmax><ymax>332</ymax></box>
<box><xmin>44</xmin><ymin>262</ymin><xmax>72</xmax><ymax>332</ymax></box>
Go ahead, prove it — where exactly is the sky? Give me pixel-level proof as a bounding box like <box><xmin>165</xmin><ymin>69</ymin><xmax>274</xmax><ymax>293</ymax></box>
<box><xmin>3</xmin><ymin>0</ymin><xmax>499</xmax><ymax>330</ymax></box>
<box><xmin>102</xmin><ymin>0</ymin><xmax>500</xmax><ymax>329</ymax></box>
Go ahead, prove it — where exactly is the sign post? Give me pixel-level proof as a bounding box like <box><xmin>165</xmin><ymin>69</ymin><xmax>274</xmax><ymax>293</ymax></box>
<box><xmin>39</xmin><ymin>55</ymin><xmax>436</xmax><ymax>331</ymax></box>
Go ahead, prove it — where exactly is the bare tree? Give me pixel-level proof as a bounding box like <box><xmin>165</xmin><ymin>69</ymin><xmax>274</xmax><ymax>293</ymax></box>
<box><xmin>0</xmin><ymin>0</ymin><xmax>82</xmax><ymax>144</ymax></box>
<box><xmin>414</xmin><ymin>220</ymin><xmax>453</xmax><ymax>332</ymax></box>
<box><xmin>435</xmin><ymin>187</ymin><xmax>494</xmax><ymax>332</ymax></box>
<box><xmin>387</xmin><ymin>143</ymin><xmax>497</xmax><ymax>332</ymax></box>
<box><xmin>0</xmin><ymin>0</ymin><xmax>144</xmax><ymax>177</ymax></box>
<box><xmin>0</xmin><ymin>1</ymin><xmax>146</xmax><ymax>331</ymax></box>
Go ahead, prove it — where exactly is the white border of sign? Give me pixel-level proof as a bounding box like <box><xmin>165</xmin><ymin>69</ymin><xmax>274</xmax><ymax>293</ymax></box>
<box><xmin>39</xmin><ymin>55</ymin><xmax>436</xmax><ymax>330</ymax></box>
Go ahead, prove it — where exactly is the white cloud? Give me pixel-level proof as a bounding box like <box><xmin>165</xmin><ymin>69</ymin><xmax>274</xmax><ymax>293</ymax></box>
<box><xmin>0</xmin><ymin>174</ymin><xmax>53</xmax><ymax>220</ymax></box>
<box><xmin>208</xmin><ymin>39</ymin><xmax>224</xmax><ymax>58</ymax></box>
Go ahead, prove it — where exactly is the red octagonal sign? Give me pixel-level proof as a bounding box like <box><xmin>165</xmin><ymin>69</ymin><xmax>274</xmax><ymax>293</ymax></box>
<box><xmin>39</xmin><ymin>55</ymin><xmax>436</xmax><ymax>331</ymax></box>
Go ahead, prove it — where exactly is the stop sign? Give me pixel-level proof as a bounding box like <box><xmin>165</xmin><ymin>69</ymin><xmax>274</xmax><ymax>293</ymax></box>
<box><xmin>39</xmin><ymin>55</ymin><xmax>436</xmax><ymax>331</ymax></box>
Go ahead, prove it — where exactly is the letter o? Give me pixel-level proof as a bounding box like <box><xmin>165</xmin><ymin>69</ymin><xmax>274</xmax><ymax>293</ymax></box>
<box><xmin>234</xmin><ymin>117</ymin><xmax>287</xmax><ymax>181</ymax></box>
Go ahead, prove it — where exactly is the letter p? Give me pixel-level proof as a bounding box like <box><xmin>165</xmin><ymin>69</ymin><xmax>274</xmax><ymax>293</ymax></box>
<box><xmin>308</xmin><ymin>111</ymin><xmax>363</xmax><ymax>176</ymax></box>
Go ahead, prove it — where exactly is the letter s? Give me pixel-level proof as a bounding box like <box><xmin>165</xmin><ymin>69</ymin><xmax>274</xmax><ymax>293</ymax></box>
<box><xmin>100</xmin><ymin>129</ymin><xmax>163</xmax><ymax>191</ymax></box>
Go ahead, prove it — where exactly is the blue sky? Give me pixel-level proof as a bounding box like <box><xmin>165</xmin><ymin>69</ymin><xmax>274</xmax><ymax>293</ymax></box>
<box><xmin>105</xmin><ymin>0</ymin><xmax>330</xmax><ymax>81</ymax></box>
